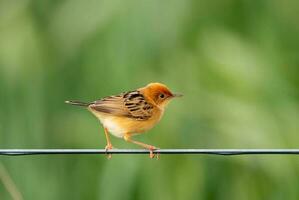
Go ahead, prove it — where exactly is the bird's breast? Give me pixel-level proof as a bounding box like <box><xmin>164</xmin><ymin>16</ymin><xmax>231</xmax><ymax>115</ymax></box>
<box><xmin>91</xmin><ymin>109</ymin><xmax>163</xmax><ymax>138</ymax></box>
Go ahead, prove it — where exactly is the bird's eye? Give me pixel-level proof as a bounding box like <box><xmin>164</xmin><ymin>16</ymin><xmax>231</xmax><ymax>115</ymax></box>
<box><xmin>159</xmin><ymin>94</ymin><xmax>165</xmax><ymax>99</ymax></box>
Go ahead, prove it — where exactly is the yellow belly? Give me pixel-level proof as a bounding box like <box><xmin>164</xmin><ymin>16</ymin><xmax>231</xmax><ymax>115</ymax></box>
<box><xmin>89</xmin><ymin>109</ymin><xmax>163</xmax><ymax>138</ymax></box>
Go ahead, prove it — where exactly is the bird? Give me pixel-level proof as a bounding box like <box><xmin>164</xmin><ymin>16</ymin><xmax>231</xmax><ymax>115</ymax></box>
<box><xmin>65</xmin><ymin>82</ymin><xmax>182</xmax><ymax>158</ymax></box>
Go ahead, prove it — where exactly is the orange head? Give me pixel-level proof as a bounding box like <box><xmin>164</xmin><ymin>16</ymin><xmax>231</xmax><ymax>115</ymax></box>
<box><xmin>140</xmin><ymin>82</ymin><xmax>182</xmax><ymax>108</ymax></box>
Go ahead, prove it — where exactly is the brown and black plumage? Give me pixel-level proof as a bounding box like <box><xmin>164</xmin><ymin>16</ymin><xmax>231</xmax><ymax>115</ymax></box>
<box><xmin>90</xmin><ymin>91</ymin><xmax>154</xmax><ymax>120</ymax></box>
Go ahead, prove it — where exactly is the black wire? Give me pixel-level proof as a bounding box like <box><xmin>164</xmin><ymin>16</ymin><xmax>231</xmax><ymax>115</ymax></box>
<box><xmin>1</xmin><ymin>149</ymin><xmax>299</xmax><ymax>156</ymax></box>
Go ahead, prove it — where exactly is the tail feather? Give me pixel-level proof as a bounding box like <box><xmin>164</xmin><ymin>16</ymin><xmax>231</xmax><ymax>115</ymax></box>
<box><xmin>65</xmin><ymin>100</ymin><xmax>90</xmax><ymax>107</ymax></box>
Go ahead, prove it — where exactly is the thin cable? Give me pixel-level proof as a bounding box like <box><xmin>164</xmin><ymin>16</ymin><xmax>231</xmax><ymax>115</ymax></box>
<box><xmin>1</xmin><ymin>149</ymin><xmax>299</xmax><ymax>156</ymax></box>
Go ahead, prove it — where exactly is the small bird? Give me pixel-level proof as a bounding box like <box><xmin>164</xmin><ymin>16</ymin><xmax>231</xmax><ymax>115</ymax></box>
<box><xmin>65</xmin><ymin>82</ymin><xmax>182</xmax><ymax>158</ymax></box>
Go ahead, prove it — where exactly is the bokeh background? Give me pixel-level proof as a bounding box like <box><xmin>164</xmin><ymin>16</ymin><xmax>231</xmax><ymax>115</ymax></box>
<box><xmin>1</xmin><ymin>0</ymin><xmax>299</xmax><ymax>199</ymax></box>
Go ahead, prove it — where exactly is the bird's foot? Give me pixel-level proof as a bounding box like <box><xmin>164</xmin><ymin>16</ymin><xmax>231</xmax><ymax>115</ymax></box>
<box><xmin>105</xmin><ymin>144</ymin><xmax>114</xmax><ymax>159</ymax></box>
<box><xmin>148</xmin><ymin>146</ymin><xmax>159</xmax><ymax>159</ymax></box>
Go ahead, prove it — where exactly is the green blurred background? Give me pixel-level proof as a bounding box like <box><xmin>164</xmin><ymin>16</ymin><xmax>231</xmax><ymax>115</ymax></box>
<box><xmin>1</xmin><ymin>0</ymin><xmax>299</xmax><ymax>199</ymax></box>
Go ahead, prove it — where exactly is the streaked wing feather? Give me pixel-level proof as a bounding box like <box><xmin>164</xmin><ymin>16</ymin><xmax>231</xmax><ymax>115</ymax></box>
<box><xmin>89</xmin><ymin>91</ymin><xmax>153</xmax><ymax>120</ymax></box>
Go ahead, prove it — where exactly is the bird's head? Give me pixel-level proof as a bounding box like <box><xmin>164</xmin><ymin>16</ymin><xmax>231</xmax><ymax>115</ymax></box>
<box><xmin>141</xmin><ymin>82</ymin><xmax>182</xmax><ymax>108</ymax></box>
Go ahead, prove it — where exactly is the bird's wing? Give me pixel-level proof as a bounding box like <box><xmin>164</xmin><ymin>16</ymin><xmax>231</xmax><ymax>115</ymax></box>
<box><xmin>89</xmin><ymin>91</ymin><xmax>154</xmax><ymax>120</ymax></box>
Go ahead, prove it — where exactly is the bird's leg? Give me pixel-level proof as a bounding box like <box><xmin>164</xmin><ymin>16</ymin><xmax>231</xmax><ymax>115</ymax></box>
<box><xmin>124</xmin><ymin>133</ymin><xmax>159</xmax><ymax>159</ymax></box>
<box><xmin>104</xmin><ymin>127</ymin><xmax>113</xmax><ymax>159</ymax></box>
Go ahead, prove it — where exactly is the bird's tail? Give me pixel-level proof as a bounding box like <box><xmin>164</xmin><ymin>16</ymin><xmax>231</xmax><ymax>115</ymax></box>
<box><xmin>65</xmin><ymin>100</ymin><xmax>90</xmax><ymax>107</ymax></box>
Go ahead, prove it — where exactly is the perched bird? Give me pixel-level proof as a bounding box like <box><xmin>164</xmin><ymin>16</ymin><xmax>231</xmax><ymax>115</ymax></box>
<box><xmin>65</xmin><ymin>82</ymin><xmax>182</xmax><ymax>158</ymax></box>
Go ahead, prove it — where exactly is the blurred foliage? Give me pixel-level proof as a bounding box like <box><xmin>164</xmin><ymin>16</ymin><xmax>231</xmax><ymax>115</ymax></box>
<box><xmin>1</xmin><ymin>0</ymin><xmax>299</xmax><ymax>199</ymax></box>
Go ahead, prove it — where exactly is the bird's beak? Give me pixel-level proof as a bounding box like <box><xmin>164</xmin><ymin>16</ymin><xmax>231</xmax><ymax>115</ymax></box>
<box><xmin>172</xmin><ymin>93</ymin><xmax>183</xmax><ymax>98</ymax></box>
